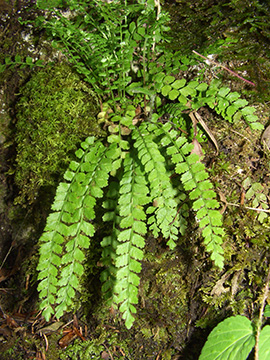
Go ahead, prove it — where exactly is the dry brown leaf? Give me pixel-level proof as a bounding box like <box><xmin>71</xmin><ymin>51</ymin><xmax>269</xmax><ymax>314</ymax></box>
<box><xmin>190</xmin><ymin>138</ymin><xmax>204</xmax><ymax>159</ymax></box>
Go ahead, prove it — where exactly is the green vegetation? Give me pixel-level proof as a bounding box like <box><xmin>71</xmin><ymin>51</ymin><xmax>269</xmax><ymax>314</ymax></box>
<box><xmin>200</xmin><ymin>281</ymin><xmax>270</xmax><ymax>360</ymax></box>
<box><xmin>15</xmin><ymin>62</ymin><xmax>100</xmax><ymax>204</ymax></box>
<box><xmin>167</xmin><ymin>0</ymin><xmax>270</xmax><ymax>100</ymax></box>
<box><xmin>2</xmin><ymin>0</ymin><xmax>270</xmax><ymax>358</ymax></box>
<box><xmin>0</xmin><ymin>55</ymin><xmax>43</xmax><ymax>73</ymax></box>
<box><xmin>30</xmin><ymin>0</ymin><xmax>264</xmax><ymax>330</ymax></box>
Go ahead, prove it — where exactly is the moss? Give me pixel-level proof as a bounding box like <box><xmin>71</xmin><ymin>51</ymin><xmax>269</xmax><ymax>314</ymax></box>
<box><xmin>14</xmin><ymin>62</ymin><xmax>102</xmax><ymax>204</ymax></box>
<box><xmin>59</xmin><ymin>337</ymin><xmax>108</xmax><ymax>360</ymax></box>
<box><xmin>79</xmin><ymin>239</ymin><xmax>197</xmax><ymax>359</ymax></box>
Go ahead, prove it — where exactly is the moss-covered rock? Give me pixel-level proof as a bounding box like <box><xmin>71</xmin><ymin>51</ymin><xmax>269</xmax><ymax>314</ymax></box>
<box><xmin>14</xmin><ymin>62</ymin><xmax>101</xmax><ymax>204</ymax></box>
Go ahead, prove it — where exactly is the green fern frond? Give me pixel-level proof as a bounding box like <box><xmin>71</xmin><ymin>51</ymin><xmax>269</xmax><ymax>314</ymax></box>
<box><xmin>154</xmin><ymin>122</ymin><xmax>225</xmax><ymax>268</ymax></box>
<box><xmin>158</xmin><ymin>75</ymin><xmax>263</xmax><ymax>130</ymax></box>
<box><xmin>37</xmin><ymin>137</ymin><xmax>119</xmax><ymax>320</ymax></box>
<box><xmin>132</xmin><ymin>122</ymin><xmax>180</xmax><ymax>249</ymax></box>
<box><xmin>112</xmin><ymin>152</ymin><xmax>150</xmax><ymax>329</ymax></box>
<box><xmin>100</xmin><ymin>180</ymin><xmax>121</xmax><ymax>299</ymax></box>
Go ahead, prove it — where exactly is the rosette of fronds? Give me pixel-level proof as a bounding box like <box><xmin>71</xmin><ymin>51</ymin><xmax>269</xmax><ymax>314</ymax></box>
<box><xmin>35</xmin><ymin>0</ymin><xmax>263</xmax><ymax>329</ymax></box>
<box><xmin>36</xmin><ymin>84</ymin><xmax>262</xmax><ymax>327</ymax></box>
<box><xmin>37</xmin><ymin>103</ymin><xmax>226</xmax><ymax>328</ymax></box>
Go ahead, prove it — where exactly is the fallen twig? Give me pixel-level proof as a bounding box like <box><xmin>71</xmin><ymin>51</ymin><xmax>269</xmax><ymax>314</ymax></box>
<box><xmin>193</xmin><ymin>50</ymin><xmax>256</xmax><ymax>87</ymax></box>
<box><xmin>227</xmin><ymin>202</ymin><xmax>270</xmax><ymax>212</ymax></box>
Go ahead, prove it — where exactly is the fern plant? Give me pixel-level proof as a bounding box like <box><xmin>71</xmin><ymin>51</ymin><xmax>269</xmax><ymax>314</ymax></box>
<box><xmin>34</xmin><ymin>0</ymin><xmax>263</xmax><ymax>328</ymax></box>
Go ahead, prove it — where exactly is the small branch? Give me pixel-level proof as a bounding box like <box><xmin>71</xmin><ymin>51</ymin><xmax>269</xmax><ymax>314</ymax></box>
<box><xmin>227</xmin><ymin>202</ymin><xmax>270</xmax><ymax>213</ymax></box>
<box><xmin>254</xmin><ymin>266</ymin><xmax>270</xmax><ymax>360</ymax></box>
<box><xmin>192</xmin><ymin>50</ymin><xmax>256</xmax><ymax>87</ymax></box>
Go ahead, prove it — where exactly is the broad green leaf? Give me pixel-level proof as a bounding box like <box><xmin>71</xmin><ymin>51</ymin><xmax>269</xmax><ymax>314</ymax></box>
<box><xmin>126</xmin><ymin>86</ymin><xmax>155</xmax><ymax>96</ymax></box>
<box><xmin>210</xmin><ymin>248</ymin><xmax>224</xmax><ymax>268</ymax></box>
<box><xmin>116</xmin><ymin>242</ymin><xmax>130</xmax><ymax>255</ymax></box>
<box><xmin>129</xmin><ymin>272</ymin><xmax>140</xmax><ymax>286</ymax></box>
<box><xmin>131</xmin><ymin>233</ymin><xmax>145</xmax><ymax>248</ymax></box>
<box><xmin>41</xmin><ymin>305</ymin><xmax>55</xmax><ymax>322</ymax></box>
<box><xmin>233</xmin><ymin>99</ymin><xmax>248</xmax><ymax>108</ymax></box>
<box><xmin>153</xmin><ymin>72</ymin><xmax>165</xmax><ymax>84</ymax></box>
<box><xmin>199</xmin><ymin>315</ymin><xmax>255</xmax><ymax>360</ymax></box>
<box><xmin>129</xmin><ymin>258</ymin><xmax>142</xmax><ymax>273</ymax></box>
<box><xmin>5</xmin><ymin>57</ymin><xmax>12</xmax><ymax>65</ymax></box>
<box><xmin>124</xmin><ymin>310</ymin><xmax>135</xmax><ymax>329</ymax></box>
<box><xmin>80</xmin><ymin>221</ymin><xmax>94</xmax><ymax>236</ymax></box>
<box><xmin>108</xmin><ymin>134</ymin><xmax>120</xmax><ymax>143</ymax></box>
<box><xmin>91</xmin><ymin>186</ymin><xmax>103</xmax><ymax>198</ymax></box>
<box><xmin>74</xmin><ymin>247</ymin><xmax>85</xmax><ymax>261</ymax></box>
<box><xmin>132</xmin><ymin>207</ymin><xmax>146</xmax><ymax>221</ymax></box>
<box><xmin>75</xmin><ymin>148</ymin><xmax>84</xmax><ymax>158</ymax></box>
<box><xmin>167</xmin><ymin>145</ymin><xmax>178</xmax><ymax>156</ymax></box>
<box><xmin>226</xmin><ymin>91</ymin><xmax>240</xmax><ymax>102</ymax></box>
<box><xmin>115</xmin><ymin>253</ymin><xmax>129</xmax><ymax>267</ymax></box>
<box><xmin>64</xmin><ymin>170</ymin><xmax>75</xmax><ymax>181</ymax></box>
<box><xmin>77</xmin><ymin>233</ymin><xmax>90</xmax><ymax>248</ymax></box>
<box><xmin>116</xmin><ymin>266</ymin><xmax>129</xmax><ymax>281</ymax></box>
<box><xmin>250</xmin><ymin>121</ymin><xmax>264</xmax><ymax>130</ymax></box>
<box><xmin>120</xmin><ymin>215</ymin><xmax>134</xmax><ymax>228</ymax></box>
<box><xmin>180</xmin><ymin>85</ymin><xmax>196</xmax><ymax>97</ymax></box>
<box><xmin>64</xmin><ymin>238</ymin><xmax>75</xmax><ymax>253</ymax></box>
<box><xmin>129</xmin><ymin>21</ymin><xmax>136</xmax><ymax>33</ymax></box>
<box><xmin>74</xmin><ymin>262</ymin><xmax>84</xmax><ymax>276</ymax></box>
<box><xmin>0</xmin><ymin>64</ymin><xmax>6</xmax><ymax>72</ymax></box>
<box><xmin>258</xmin><ymin>325</ymin><xmax>270</xmax><ymax>360</ymax></box>
<box><xmin>130</xmin><ymin>247</ymin><xmax>143</xmax><ymax>260</ymax></box>
<box><xmin>69</xmin><ymin>160</ymin><xmax>80</xmax><ymax>171</ymax></box>
<box><xmin>245</xmin><ymin>114</ymin><xmax>259</xmax><ymax>123</ymax></box>
<box><xmin>175</xmin><ymin>162</ymin><xmax>189</xmax><ymax>174</ymax></box>
<box><xmin>137</xmin><ymin>26</ymin><xmax>145</xmax><ymax>36</ymax></box>
<box><xmin>226</xmin><ymin>105</ymin><xmax>238</xmax><ymax>117</ymax></box>
<box><xmin>241</xmin><ymin>106</ymin><xmax>256</xmax><ymax>115</ymax></box>
<box><xmin>132</xmin><ymin>220</ymin><xmax>147</xmax><ymax>234</ymax></box>
<box><xmin>26</xmin><ymin>56</ymin><xmax>33</xmax><ymax>64</ymax></box>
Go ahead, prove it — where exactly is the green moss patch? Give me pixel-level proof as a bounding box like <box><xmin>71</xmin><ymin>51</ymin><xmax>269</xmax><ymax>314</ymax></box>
<box><xmin>14</xmin><ymin>62</ymin><xmax>101</xmax><ymax>204</ymax></box>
